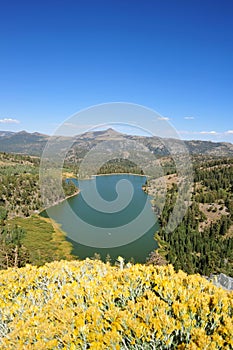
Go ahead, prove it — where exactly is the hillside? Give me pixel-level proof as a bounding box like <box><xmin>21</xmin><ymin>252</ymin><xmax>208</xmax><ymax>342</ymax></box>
<box><xmin>0</xmin><ymin>259</ymin><xmax>232</xmax><ymax>349</ymax></box>
<box><xmin>0</xmin><ymin>129</ymin><xmax>233</xmax><ymax>157</ymax></box>
<box><xmin>0</xmin><ymin>131</ymin><xmax>49</xmax><ymax>155</ymax></box>
<box><xmin>153</xmin><ymin>156</ymin><xmax>233</xmax><ymax>277</ymax></box>
<box><xmin>0</xmin><ymin>151</ymin><xmax>232</xmax><ymax>277</ymax></box>
<box><xmin>0</xmin><ymin>152</ymin><xmax>78</xmax><ymax>269</ymax></box>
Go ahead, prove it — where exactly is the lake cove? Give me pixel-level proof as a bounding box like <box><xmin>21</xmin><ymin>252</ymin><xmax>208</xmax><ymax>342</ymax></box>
<box><xmin>43</xmin><ymin>174</ymin><xmax>158</xmax><ymax>263</ymax></box>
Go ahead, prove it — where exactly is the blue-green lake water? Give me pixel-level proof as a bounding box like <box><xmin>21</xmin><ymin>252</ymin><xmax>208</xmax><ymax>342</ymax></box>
<box><xmin>44</xmin><ymin>174</ymin><xmax>158</xmax><ymax>263</ymax></box>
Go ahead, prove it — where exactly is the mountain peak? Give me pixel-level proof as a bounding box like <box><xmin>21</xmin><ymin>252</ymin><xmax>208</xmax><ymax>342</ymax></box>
<box><xmin>100</xmin><ymin>128</ymin><xmax>122</xmax><ymax>136</ymax></box>
<box><xmin>0</xmin><ymin>128</ymin><xmax>232</xmax><ymax>157</ymax></box>
<box><xmin>16</xmin><ymin>130</ymin><xmax>29</xmax><ymax>135</ymax></box>
<box><xmin>76</xmin><ymin>128</ymin><xmax>122</xmax><ymax>140</ymax></box>
<box><xmin>105</xmin><ymin>127</ymin><xmax>120</xmax><ymax>133</ymax></box>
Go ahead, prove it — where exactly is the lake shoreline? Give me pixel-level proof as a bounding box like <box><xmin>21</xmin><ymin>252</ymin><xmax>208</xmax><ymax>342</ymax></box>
<box><xmin>39</xmin><ymin>189</ymin><xmax>80</xmax><ymax>214</ymax></box>
<box><xmin>77</xmin><ymin>173</ymin><xmax>149</xmax><ymax>180</ymax></box>
<box><xmin>39</xmin><ymin>173</ymin><xmax>157</xmax><ymax>263</ymax></box>
<box><xmin>40</xmin><ymin>173</ymin><xmax>148</xmax><ymax>214</ymax></box>
<box><xmin>93</xmin><ymin>173</ymin><xmax>146</xmax><ymax>177</ymax></box>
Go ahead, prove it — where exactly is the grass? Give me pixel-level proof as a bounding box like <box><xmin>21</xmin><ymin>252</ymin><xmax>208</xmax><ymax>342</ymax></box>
<box><xmin>7</xmin><ymin>215</ymin><xmax>76</xmax><ymax>266</ymax></box>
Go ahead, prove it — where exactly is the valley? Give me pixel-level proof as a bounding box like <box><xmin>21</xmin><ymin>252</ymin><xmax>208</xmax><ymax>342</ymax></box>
<box><xmin>0</xmin><ymin>129</ymin><xmax>232</xmax><ymax>278</ymax></box>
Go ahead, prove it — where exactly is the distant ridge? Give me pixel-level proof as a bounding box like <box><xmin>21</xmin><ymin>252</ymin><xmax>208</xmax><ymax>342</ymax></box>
<box><xmin>0</xmin><ymin>130</ymin><xmax>49</xmax><ymax>155</ymax></box>
<box><xmin>0</xmin><ymin>129</ymin><xmax>233</xmax><ymax>157</ymax></box>
<box><xmin>0</xmin><ymin>130</ymin><xmax>15</xmax><ymax>137</ymax></box>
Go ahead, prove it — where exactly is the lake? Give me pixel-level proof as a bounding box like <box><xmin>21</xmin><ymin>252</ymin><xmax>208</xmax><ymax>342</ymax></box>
<box><xmin>43</xmin><ymin>174</ymin><xmax>158</xmax><ymax>263</ymax></box>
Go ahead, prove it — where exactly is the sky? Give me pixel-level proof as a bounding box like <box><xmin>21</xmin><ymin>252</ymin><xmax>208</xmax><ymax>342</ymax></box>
<box><xmin>0</xmin><ymin>0</ymin><xmax>233</xmax><ymax>142</ymax></box>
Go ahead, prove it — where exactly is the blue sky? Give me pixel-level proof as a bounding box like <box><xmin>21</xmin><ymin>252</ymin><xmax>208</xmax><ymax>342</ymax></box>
<box><xmin>0</xmin><ymin>0</ymin><xmax>232</xmax><ymax>142</ymax></box>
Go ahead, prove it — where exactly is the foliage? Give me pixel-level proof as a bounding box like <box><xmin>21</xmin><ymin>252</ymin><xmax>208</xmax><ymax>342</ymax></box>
<box><xmin>97</xmin><ymin>158</ymin><xmax>144</xmax><ymax>175</ymax></box>
<box><xmin>0</xmin><ymin>153</ymin><xmax>42</xmax><ymax>217</ymax></box>
<box><xmin>62</xmin><ymin>179</ymin><xmax>79</xmax><ymax>197</ymax></box>
<box><xmin>156</xmin><ymin>158</ymin><xmax>233</xmax><ymax>277</ymax></box>
<box><xmin>0</xmin><ymin>152</ymin><xmax>78</xmax><ymax>218</ymax></box>
<box><xmin>0</xmin><ymin>207</ymin><xmax>30</xmax><ymax>269</ymax></box>
<box><xmin>1</xmin><ymin>151</ymin><xmax>233</xmax><ymax>278</ymax></box>
<box><xmin>0</xmin><ymin>260</ymin><xmax>232</xmax><ymax>349</ymax></box>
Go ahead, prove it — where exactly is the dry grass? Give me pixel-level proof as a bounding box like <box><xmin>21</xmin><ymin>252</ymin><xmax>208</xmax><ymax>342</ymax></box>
<box><xmin>8</xmin><ymin>215</ymin><xmax>75</xmax><ymax>265</ymax></box>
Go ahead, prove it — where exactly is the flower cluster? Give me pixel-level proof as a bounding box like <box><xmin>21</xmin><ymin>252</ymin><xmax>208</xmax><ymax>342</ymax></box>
<box><xmin>0</xmin><ymin>259</ymin><xmax>232</xmax><ymax>349</ymax></box>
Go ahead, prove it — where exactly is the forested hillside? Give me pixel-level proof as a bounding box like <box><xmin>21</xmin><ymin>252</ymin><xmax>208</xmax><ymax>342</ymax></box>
<box><xmin>0</xmin><ymin>151</ymin><xmax>232</xmax><ymax>279</ymax></box>
<box><xmin>0</xmin><ymin>153</ymin><xmax>77</xmax><ymax>217</ymax></box>
<box><xmin>154</xmin><ymin>157</ymin><xmax>233</xmax><ymax>277</ymax></box>
<box><xmin>0</xmin><ymin>153</ymin><xmax>77</xmax><ymax>269</ymax></box>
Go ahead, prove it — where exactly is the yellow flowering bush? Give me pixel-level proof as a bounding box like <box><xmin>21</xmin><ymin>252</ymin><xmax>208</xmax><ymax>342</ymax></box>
<box><xmin>0</xmin><ymin>259</ymin><xmax>232</xmax><ymax>349</ymax></box>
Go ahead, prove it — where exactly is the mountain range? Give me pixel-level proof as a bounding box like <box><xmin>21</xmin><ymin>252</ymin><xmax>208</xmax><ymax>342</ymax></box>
<box><xmin>0</xmin><ymin>128</ymin><xmax>233</xmax><ymax>157</ymax></box>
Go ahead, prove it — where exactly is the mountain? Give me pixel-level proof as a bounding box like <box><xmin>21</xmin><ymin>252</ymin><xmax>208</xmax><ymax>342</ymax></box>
<box><xmin>184</xmin><ymin>139</ymin><xmax>233</xmax><ymax>157</ymax></box>
<box><xmin>0</xmin><ymin>130</ymin><xmax>15</xmax><ymax>137</ymax></box>
<box><xmin>76</xmin><ymin>128</ymin><xmax>121</xmax><ymax>140</ymax></box>
<box><xmin>0</xmin><ymin>130</ymin><xmax>49</xmax><ymax>155</ymax></box>
<box><xmin>72</xmin><ymin>128</ymin><xmax>233</xmax><ymax>157</ymax></box>
<box><xmin>0</xmin><ymin>128</ymin><xmax>233</xmax><ymax>157</ymax></box>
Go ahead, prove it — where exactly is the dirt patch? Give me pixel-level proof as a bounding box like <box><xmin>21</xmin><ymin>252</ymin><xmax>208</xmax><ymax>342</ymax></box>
<box><xmin>147</xmin><ymin>173</ymin><xmax>178</xmax><ymax>196</ymax></box>
<box><xmin>199</xmin><ymin>203</ymin><xmax>229</xmax><ymax>231</ymax></box>
<box><xmin>223</xmin><ymin>224</ymin><xmax>233</xmax><ymax>239</ymax></box>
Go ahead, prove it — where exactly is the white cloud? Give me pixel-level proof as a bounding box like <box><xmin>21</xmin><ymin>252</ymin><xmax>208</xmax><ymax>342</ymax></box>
<box><xmin>178</xmin><ymin>130</ymin><xmax>233</xmax><ymax>143</ymax></box>
<box><xmin>178</xmin><ymin>130</ymin><xmax>219</xmax><ymax>137</ymax></box>
<box><xmin>0</xmin><ymin>118</ymin><xmax>20</xmax><ymax>124</ymax></box>
<box><xmin>158</xmin><ymin>117</ymin><xmax>170</xmax><ymax>121</ymax></box>
<box><xmin>184</xmin><ymin>116</ymin><xmax>195</xmax><ymax>120</ymax></box>
<box><xmin>200</xmin><ymin>131</ymin><xmax>217</xmax><ymax>135</ymax></box>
